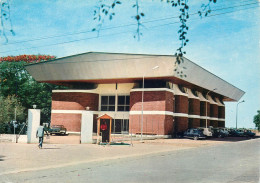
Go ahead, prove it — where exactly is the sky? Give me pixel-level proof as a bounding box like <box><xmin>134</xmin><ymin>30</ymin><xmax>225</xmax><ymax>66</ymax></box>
<box><xmin>0</xmin><ymin>0</ymin><xmax>259</xmax><ymax>128</ymax></box>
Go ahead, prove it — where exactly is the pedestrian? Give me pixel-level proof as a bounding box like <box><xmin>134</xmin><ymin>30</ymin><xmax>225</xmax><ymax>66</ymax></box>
<box><xmin>36</xmin><ymin>124</ymin><xmax>48</xmax><ymax>149</ymax></box>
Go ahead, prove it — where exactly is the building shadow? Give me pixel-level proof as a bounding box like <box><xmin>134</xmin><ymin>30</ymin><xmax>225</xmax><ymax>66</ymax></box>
<box><xmin>41</xmin><ymin>148</ymin><xmax>61</xmax><ymax>150</ymax></box>
<box><xmin>206</xmin><ymin>136</ymin><xmax>260</xmax><ymax>142</ymax></box>
<box><xmin>0</xmin><ymin>155</ymin><xmax>5</xmax><ymax>161</ymax></box>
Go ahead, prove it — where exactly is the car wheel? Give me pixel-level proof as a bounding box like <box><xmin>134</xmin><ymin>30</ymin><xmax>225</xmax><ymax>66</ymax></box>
<box><xmin>193</xmin><ymin>136</ymin><xmax>198</xmax><ymax>140</ymax></box>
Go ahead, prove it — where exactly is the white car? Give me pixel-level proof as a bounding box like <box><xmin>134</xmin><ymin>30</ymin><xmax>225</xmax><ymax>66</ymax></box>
<box><xmin>198</xmin><ymin>127</ymin><xmax>213</xmax><ymax>137</ymax></box>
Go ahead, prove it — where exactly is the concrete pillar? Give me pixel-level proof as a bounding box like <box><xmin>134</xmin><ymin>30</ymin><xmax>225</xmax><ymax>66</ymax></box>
<box><xmin>27</xmin><ymin>109</ymin><xmax>40</xmax><ymax>143</ymax></box>
<box><xmin>81</xmin><ymin>111</ymin><xmax>93</xmax><ymax>144</ymax></box>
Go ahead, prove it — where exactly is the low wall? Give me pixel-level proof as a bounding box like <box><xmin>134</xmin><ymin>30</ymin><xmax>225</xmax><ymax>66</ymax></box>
<box><xmin>0</xmin><ymin>134</ymin><xmax>27</xmax><ymax>143</ymax></box>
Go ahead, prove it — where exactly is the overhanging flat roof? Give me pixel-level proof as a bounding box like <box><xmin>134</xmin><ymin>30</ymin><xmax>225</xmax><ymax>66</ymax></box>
<box><xmin>25</xmin><ymin>52</ymin><xmax>245</xmax><ymax>101</ymax></box>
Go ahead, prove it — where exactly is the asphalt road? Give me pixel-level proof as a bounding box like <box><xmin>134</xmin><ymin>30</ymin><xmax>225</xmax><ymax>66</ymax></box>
<box><xmin>1</xmin><ymin>139</ymin><xmax>259</xmax><ymax>183</ymax></box>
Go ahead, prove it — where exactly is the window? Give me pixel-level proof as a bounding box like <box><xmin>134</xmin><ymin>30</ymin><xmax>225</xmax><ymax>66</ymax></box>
<box><xmin>117</xmin><ymin>95</ymin><xmax>130</xmax><ymax>111</ymax></box>
<box><xmin>112</xmin><ymin>119</ymin><xmax>129</xmax><ymax>134</ymax></box>
<box><xmin>101</xmin><ymin>96</ymin><xmax>115</xmax><ymax>111</ymax></box>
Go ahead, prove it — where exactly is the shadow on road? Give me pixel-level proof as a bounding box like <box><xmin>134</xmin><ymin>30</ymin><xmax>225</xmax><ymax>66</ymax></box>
<box><xmin>41</xmin><ymin>148</ymin><xmax>61</xmax><ymax>150</ymax></box>
<box><xmin>206</xmin><ymin>136</ymin><xmax>260</xmax><ymax>142</ymax></box>
<box><xmin>0</xmin><ymin>155</ymin><xmax>5</xmax><ymax>161</ymax></box>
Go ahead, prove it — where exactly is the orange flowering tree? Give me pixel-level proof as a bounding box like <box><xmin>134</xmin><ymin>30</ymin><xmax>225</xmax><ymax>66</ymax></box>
<box><xmin>0</xmin><ymin>55</ymin><xmax>63</xmax><ymax>124</ymax></box>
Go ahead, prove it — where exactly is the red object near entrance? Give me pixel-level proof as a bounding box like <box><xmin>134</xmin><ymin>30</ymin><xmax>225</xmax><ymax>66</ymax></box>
<box><xmin>100</xmin><ymin>123</ymin><xmax>107</xmax><ymax>131</ymax></box>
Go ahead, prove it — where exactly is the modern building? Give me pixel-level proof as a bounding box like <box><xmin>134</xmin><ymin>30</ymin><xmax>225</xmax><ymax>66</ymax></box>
<box><xmin>25</xmin><ymin>52</ymin><xmax>245</xmax><ymax>137</ymax></box>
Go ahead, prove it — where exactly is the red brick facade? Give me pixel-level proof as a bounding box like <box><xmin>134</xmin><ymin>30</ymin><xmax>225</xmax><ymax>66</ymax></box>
<box><xmin>129</xmin><ymin>115</ymin><xmax>173</xmax><ymax>135</ymax></box>
<box><xmin>51</xmin><ymin>92</ymin><xmax>99</xmax><ymax>132</ymax></box>
<box><xmin>52</xmin><ymin>92</ymin><xmax>99</xmax><ymax>111</ymax></box>
<box><xmin>129</xmin><ymin>90</ymin><xmax>174</xmax><ymax>135</ymax></box>
<box><xmin>189</xmin><ymin>98</ymin><xmax>200</xmax><ymax>115</ymax></box>
<box><xmin>51</xmin><ymin>89</ymin><xmax>225</xmax><ymax>134</ymax></box>
<box><xmin>175</xmin><ymin>95</ymin><xmax>188</xmax><ymax>113</ymax></box>
<box><xmin>51</xmin><ymin>113</ymin><xmax>82</xmax><ymax>132</ymax></box>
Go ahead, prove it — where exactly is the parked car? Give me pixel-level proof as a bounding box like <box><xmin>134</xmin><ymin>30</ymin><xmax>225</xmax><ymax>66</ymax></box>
<box><xmin>229</xmin><ymin>129</ymin><xmax>244</xmax><ymax>137</ymax></box>
<box><xmin>197</xmin><ymin>127</ymin><xmax>213</xmax><ymax>137</ymax></box>
<box><xmin>243</xmin><ymin>129</ymin><xmax>256</xmax><ymax>137</ymax></box>
<box><xmin>183</xmin><ymin>128</ymin><xmax>206</xmax><ymax>140</ymax></box>
<box><xmin>49</xmin><ymin>125</ymin><xmax>67</xmax><ymax>135</ymax></box>
<box><xmin>212</xmin><ymin>128</ymin><xmax>229</xmax><ymax>138</ymax></box>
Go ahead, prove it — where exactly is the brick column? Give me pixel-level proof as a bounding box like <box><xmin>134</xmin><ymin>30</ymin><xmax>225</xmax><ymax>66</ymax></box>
<box><xmin>218</xmin><ymin>105</ymin><xmax>225</xmax><ymax>127</ymax></box>
<box><xmin>174</xmin><ymin>95</ymin><xmax>188</xmax><ymax>132</ymax></box>
<box><xmin>188</xmin><ymin>98</ymin><xmax>200</xmax><ymax>128</ymax></box>
<box><xmin>129</xmin><ymin>89</ymin><xmax>174</xmax><ymax>135</ymax></box>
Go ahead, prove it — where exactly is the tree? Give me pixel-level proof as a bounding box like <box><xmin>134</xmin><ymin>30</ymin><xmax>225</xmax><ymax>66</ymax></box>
<box><xmin>253</xmin><ymin>110</ymin><xmax>260</xmax><ymax>131</ymax></box>
<box><xmin>0</xmin><ymin>94</ymin><xmax>25</xmax><ymax>133</ymax></box>
<box><xmin>0</xmin><ymin>55</ymin><xmax>61</xmax><ymax>123</ymax></box>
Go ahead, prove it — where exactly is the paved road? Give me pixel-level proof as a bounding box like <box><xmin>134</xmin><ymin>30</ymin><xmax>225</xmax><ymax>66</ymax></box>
<box><xmin>1</xmin><ymin>138</ymin><xmax>259</xmax><ymax>183</ymax></box>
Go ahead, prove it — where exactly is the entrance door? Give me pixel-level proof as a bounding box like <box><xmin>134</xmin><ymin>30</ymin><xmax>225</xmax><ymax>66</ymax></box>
<box><xmin>100</xmin><ymin>119</ymin><xmax>110</xmax><ymax>143</ymax></box>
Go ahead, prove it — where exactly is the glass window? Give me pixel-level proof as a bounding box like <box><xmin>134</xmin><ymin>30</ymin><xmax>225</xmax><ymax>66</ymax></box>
<box><xmin>109</xmin><ymin>96</ymin><xmax>115</xmax><ymax>105</ymax></box>
<box><xmin>101</xmin><ymin>96</ymin><xmax>115</xmax><ymax>111</ymax></box>
<box><xmin>117</xmin><ymin>95</ymin><xmax>130</xmax><ymax>111</ymax></box>
<box><xmin>112</xmin><ymin>119</ymin><xmax>129</xmax><ymax>134</ymax></box>
<box><xmin>118</xmin><ymin>96</ymin><xmax>125</xmax><ymax>105</ymax></box>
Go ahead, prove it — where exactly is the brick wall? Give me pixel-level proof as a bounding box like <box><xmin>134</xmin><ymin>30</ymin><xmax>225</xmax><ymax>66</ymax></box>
<box><xmin>129</xmin><ymin>90</ymin><xmax>174</xmax><ymax>135</ymax></box>
<box><xmin>51</xmin><ymin>113</ymin><xmax>81</xmax><ymax>132</ymax></box>
<box><xmin>51</xmin><ymin>92</ymin><xmax>99</xmax><ymax>132</ymax></box>
<box><xmin>210</xmin><ymin>104</ymin><xmax>218</xmax><ymax>118</ymax></box>
<box><xmin>175</xmin><ymin>95</ymin><xmax>188</xmax><ymax>113</ymax></box>
<box><xmin>218</xmin><ymin>106</ymin><xmax>225</xmax><ymax>119</ymax></box>
<box><xmin>191</xmin><ymin>118</ymin><xmax>200</xmax><ymax>128</ymax></box>
<box><xmin>52</xmin><ymin>92</ymin><xmax>99</xmax><ymax>111</ymax></box>
<box><xmin>129</xmin><ymin>115</ymin><xmax>172</xmax><ymax>135</ymax></box>
<box><xmin>130</xmin><ymin>91</ymin><xmax>172</xmax><ymax>111</ymax></box>
<box><xmin>189</xmin><ymin>98</ymin><xmax>200</xmax><ymax>115</ymax></box>
<box><xmin>175</xmin><ymin>117</ymin><xmax>188</xmax><ymax>132</ymax></box>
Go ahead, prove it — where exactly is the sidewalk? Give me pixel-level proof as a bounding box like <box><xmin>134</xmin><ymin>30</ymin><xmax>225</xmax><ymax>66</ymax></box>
<box><xmin>0</xmin><ymin>137</ymin><xmax>253</xmax><ymax>176</ymax></box>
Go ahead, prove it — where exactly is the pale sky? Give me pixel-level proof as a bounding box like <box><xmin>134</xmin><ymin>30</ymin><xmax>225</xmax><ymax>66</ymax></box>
<box><xmin>0</xmin><ymin>0</ymin><xmax>259</xmax><ymax>128</ymax></box>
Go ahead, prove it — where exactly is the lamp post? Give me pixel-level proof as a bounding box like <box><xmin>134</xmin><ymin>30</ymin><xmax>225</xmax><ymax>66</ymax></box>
<box><xmin>141</xmin><ymin>65</ymin><xmax>159</xmax><ymax>142</ymax></box>
<box><xmin>205</xmin><ymin>88</ymin><xmax>217</xmax><ymax>128</ymax></box>
<box><xmin>236</xmin><ymin>100</ymin><xmax>245</xmax><ymax>129</ymax></box>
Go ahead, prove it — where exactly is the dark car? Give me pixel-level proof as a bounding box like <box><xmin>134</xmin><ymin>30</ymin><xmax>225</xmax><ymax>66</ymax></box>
<box><xmin>49</xmin><ymin>125</ymin><xmax>67</xmax><ymax>135</ymax></box>
<box><xmin>183</xmin><ymin>128</ymin><xmax>206</xmax><ymax>140</ymax></box>
<box><xmin>243</xmin><ymin>130</ymin><xmax>256</xmax><ymax>137</ymax></box>
<box><xmin>229</xmin><ymin>129</ymin><xmax>244</xmax><ymax>137</ymax></box>
<box><xmin>212</xmin><ymin>128</ymin><xmax>229</xmax><ymax>138</ymax></box>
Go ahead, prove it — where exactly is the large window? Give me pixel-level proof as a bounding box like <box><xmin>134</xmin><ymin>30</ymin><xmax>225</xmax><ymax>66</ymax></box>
<box><xmin>112</xmin><ymin>119</ymin><xmax>129</xmax><ymax>134</ymax></box>
<box><xmin>101</xmin><ymin>96</ymin><xmax>115</xmax><ymax>111</ymax></box>
<box><xmin>117</xmin><ymin>95</ymin><xmax>130</xmax><ymax>111</ymax></box>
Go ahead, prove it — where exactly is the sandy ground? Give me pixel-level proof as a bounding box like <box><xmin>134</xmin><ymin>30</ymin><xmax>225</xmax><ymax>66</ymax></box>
<box><xmin>0</xmin><ymin>134</ymin><xmax>258</xmax><ymax>177</ymax></box>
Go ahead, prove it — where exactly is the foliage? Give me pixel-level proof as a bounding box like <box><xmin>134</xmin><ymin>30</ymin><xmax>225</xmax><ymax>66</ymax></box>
<box><xmin>0</xmin><ymin>95</ymin><xmax>25</xmax><ymax>125</ymax></box>
<box><xmin>253</xmin><ymin>110</ymin><xmax>260</xmax><ymax>131</ymax></box>
<box><xmin>0</xmin><ymin>54</ymin><xmax>56</xmax><ymax>63</ymax></box>
<box><xmin>0</xmin><ymin>55</ymin><xmax>61</xmax><ymax>124</ymax></box>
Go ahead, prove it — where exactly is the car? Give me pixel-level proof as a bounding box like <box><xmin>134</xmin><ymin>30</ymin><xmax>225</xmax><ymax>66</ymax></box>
<box><xmin>212</xmin><ymin>128</ymin><xmax>229</xmax><ymax>138</ymax></box>
<box><xmin>183</xmin><ymin>128</ymin><xmax>206</xmax><ymax>140</ymax></box>
<box><xmin>229</xmin><ymin>129</ymin><xmax>244</xmax><ymax>137</ymax></box>
<box><xmin>49</xmin><ymin>125</ymin><xmax>67</xmax><ymax>135</ymax></box>
<box><xmin>243</xmin><ymin>130</ymin><xmax>256</xmax><ymax>137</ymax></box>
<box><xmin>197</xmin><ymin>127</ymin><xmax>213</xmax><ymax>137</ymax></box>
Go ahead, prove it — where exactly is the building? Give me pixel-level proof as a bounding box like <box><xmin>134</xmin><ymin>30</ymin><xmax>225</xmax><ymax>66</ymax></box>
<box><xmin>25</xmin><ymin>52</ymin><xmax>245</xmax><ymax>137</ymax></box>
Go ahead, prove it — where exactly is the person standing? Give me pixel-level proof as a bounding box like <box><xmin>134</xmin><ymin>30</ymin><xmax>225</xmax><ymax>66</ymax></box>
<box><xmin>36</xmin><ymin>125</ymin><xmax>45</xmax><ymax>149</ymax></box>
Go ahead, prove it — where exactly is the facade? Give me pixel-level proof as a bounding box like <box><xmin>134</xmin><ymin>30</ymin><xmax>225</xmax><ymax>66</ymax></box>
<box><xmin>25</xmin><ymin>52</ymin><xmax>245</xmax><ymax>136</ymax></box>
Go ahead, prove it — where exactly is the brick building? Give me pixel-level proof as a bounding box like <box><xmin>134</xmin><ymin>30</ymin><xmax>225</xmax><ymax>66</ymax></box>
<box><xmin>25</xmin><ymin>52</ymin><xmax>244</xmax><ymax>136</ymax></box>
